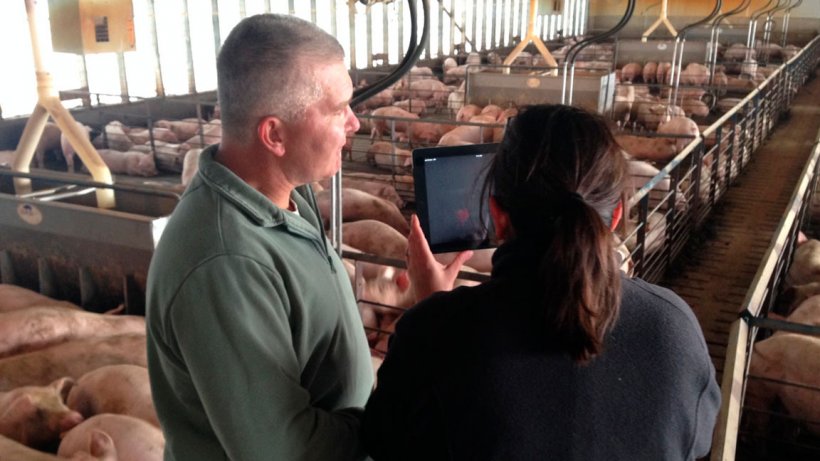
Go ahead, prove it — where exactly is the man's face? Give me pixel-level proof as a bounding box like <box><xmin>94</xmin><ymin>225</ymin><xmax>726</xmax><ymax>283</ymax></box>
<box><xmin>282</xmin><ymin>60</ymin><xmax>360</xmax><ymax>184</ymax></box>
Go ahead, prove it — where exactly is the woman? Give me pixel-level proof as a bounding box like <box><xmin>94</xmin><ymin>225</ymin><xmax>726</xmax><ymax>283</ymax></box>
<box><xmin>362</xmin><ymin>104</ymin><xmax>720</xmax><ymax>460</ymax></box>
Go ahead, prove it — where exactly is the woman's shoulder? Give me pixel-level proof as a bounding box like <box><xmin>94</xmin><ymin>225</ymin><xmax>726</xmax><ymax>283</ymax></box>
<box><xmin>620</xmin><ymin>276</ymin><xmax>703</xmax><ymax>334</ymax></box>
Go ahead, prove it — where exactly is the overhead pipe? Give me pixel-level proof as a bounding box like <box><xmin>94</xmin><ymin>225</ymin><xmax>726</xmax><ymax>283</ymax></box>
<box><xmin>668</xmin><ymin>0</ymin><xmax>723</xmax><ymax>114</ymax></box>
<box><xmin>780</xmin><ymin>0</ymin><xmax>803</xmax><ymax>48</ymax></box>
<box><xmin>706</xmin><ymin>0</ymin><xmax>754</xmax><ymax>87</ymax></box>
<box><xmin>561</xmin><ymin>0</ymin><xmax>636</xmax><ymax>106</ymax></box>
<box><xmin>761</xmin><ymin>0</ymin><xmax>790</xmax><ymax>65</ymax></box>
<box><xmin>330</xmin><ymin>0</ymin><xmax>430</xmax><ymax>255</ymax></box>
<box><xmin>742</xmin><ymin>0</ymin><xmax>775</xmax><ymax>77</ymax></box>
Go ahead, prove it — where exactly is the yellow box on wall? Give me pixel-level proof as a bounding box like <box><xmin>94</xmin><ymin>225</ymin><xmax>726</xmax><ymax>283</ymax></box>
<box><xmin>48</xmin><ymin>0</ymin><xmax>135</xmax><ymax>54</ymax></box>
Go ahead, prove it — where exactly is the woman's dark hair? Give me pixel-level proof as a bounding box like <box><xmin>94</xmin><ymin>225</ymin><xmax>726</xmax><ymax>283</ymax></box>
<box><xmin>484</xmin><ymin>104</ymin><xmax>628</xmax><ymax>363</ymax></box>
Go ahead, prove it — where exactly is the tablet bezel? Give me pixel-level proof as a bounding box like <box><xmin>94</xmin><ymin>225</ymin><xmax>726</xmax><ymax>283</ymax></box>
<box><xmin>412</xmin><ymin>143</ymin><xmax>499</xmax><ymax>254</ymax></box>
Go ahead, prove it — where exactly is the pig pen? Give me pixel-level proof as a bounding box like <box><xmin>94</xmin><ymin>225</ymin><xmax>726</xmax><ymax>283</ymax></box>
<box><xmin>710</xmin><ymin>121</ymin><xmax>820</xmax><ymax>461</ymax></box>
<box><xmin>0</xmin><ymin>168</ymin><xmax>179</xmax><ymax>315</ymax></box>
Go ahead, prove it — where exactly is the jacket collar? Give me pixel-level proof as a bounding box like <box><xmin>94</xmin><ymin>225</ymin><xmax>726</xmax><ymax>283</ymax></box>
<box><xmin>193</xmin><ymin>145</ymin><xmax>323</xmax><ymax>238</ymax></box>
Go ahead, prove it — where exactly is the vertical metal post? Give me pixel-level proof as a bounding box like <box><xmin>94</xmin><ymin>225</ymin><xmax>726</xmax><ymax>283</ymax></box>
<box><xmin>461</xmin><ymin>0</ymin><xmax>468</xmax><ymax>50</ymax></box>
<box><xmin>116</xmin><ymin>52</ymin><xmax>129</xmax><ymax>103</ymax></box>
<box><xmin>311</xmin><ymin>0</ymin><xmax>317</xmax><ymax>24</ymax></box>
<box><xmin>289</xmin><ymin>0</ymin><xmax>295</xmax><ymax>15</ymax></box>
<box><xmin>398</xmin><ymin>0</ymin><xmax>404</xmax><ymax>59</ymax></box>
<box><xmin>383</xmin><ymin>2</ymin><xmax>389</xmax><ymax>62</ymax></box>
<box><xmin>148</xmin><ymin>0</ymin><xmax>165</xmax><ymax>97</ymax></box>
<box><xmin>437</xmin><ymin>0</ymin><xmax>444</xmax><ymax>56</ymax></box>
<box><xmin>450</xmin><ymin>0</ymin><xmax>456</xmax><ymax>53</ymax></box>
<box><xmin>80</xmin><ymin>54</ymin><xmax>91</xmax><ymax>106</ymax></box>
<box><xmin>481</xmin><ymin>0</ymin><xmax>488</xmax><ymax>50</ymax></box>
<box><xmin>182</xmin><ymin>0</ymin><xmax>198</xmax><ymax>94</ymax></box>
<box><xmin>500</xmin><ymin>0</ymin><xmax>508</xmax><ymax>46</ymax></box>
<box><xmin>331</xmin><ymin>0</ymin><xmax>337</xmax><ymax>36</ymax></box>
<box><xmin>349</xmin><ymin>2</ymin><xmax>357</xmax><ymax>69</ymax></box>
<box><xmin>366</xmin><ymin>4</ymin><xmax>373</xmax><ymax>68</ymax></box>
<box><xmin>265</xmin><ymin>0</ymin><xmax>271</xmax><ymax>13</ymax></box>
<box><xmin>211</xmin><ymin>0</ymin><xmax>222</xmax><ymax>60</ymax></box>
<box><xmin>239</xmin><ymin>0</ymin><xmax>246</xmax><ymax>18</ymax></box>
<box><xmin>471</xmin><ymin>0</ymin><xmax>478</xmax><ymax>51</ymax></box>
<box><xmin>490</xmin><ymin>0</ymin><xmax>497</xmax><ymax>48</ymax></box>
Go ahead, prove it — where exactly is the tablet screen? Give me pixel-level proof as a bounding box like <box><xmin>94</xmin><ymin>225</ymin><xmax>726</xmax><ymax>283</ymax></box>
<box><xmin>412</xmin><ymin>143</ymin><xmax>499</xmax><ymax>253</ymax></box>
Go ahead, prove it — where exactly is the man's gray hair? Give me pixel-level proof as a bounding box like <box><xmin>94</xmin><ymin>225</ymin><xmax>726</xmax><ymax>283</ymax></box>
<box><xmin>216</xmin><ymin>14</ymin><xmax>345</xmax><ymax>140</ymax></box>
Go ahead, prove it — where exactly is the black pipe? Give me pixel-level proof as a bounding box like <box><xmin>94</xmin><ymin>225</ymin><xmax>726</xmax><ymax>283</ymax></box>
<box><xmin>350</xmin><ymin>0</ymin><xmax>431</xmax><ymax>108</ymax></box>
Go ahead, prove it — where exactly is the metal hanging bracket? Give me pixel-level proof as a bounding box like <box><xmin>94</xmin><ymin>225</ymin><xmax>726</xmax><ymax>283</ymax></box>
<box><xmin>13</xmin><ymin>0</ymin><xmax>116</xmax><ymax>209</ymax></box>
<box><xmin>503</xmin><ymin>0</ymin><xmax>558</xmax><ymax>68</ymax></box>
<box><xmin>641</xmin><ymin>0</ymin><xmax>678</xmax><ymax>42</ymax></box>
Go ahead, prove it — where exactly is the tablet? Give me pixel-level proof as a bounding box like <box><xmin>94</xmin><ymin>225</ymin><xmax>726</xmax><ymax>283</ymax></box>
<box><xmin>412</xmin><ymin>143</ymin><xmax>499</xmax><ymax>254</ymax></box>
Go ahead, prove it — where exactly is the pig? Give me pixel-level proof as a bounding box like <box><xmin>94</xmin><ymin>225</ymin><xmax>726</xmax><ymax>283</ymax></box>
<box><xmin>0</xmin><ymin>431</ymin><xmax>116</xmax><ymax>461</ymax></box>
<box><xmin>0</xmin><ymin>334</ymin><xmax>147</xmax><ymax>391</ymax></box>
<box><xmin>392</xmin><ymin>98</ymin><xmax>430</xmax><ymax>115</ymax></box>
<box><xmin>779</xmin><ymin>294</ymin><xmax>820</xmax><ymax>329</ymax></box>
<box><xmin>679</xmin><ymin>63</ymin><xmax>710</xmax><ymax>86</ymax></box>
<box><xmin>479</xmin><ymin>104</ymin><xmax>503</xmax><ymax>119</ymax></box>
<box><xmin>0</xmin><ymin>378</ymin><xmax>84</xmax><ymax>447</ymax></box>
<box><xmin>154</xmin><ymin>118</ymin><xmax>203</xmax><ymax>141</ymax></box>
<box><xmin>342</xmin><ymin>219</ymin><xmax>408</xmax><ymax>261</ymax></box>
<box><xmin>369</xmin><ymin>106</ymin><xmax>419</xmax><ymax>141</ymax></box>
<box><xmin>620</xmin><ymin>62</ymin><xmax>643</xmax><ymax>83</ymax></box>
<box><xmin>657</xmin><ymin>116</ymin><xmax>701</xmax><ymax>153</ymax></box>
<box><xmin>0</xmin><ymin>284</ymin><xmax>81</xmax><ymax>312</ymax></box>
<box><xmin>400</xmin><ymin>121</ymin><xmax>444</xmax><ymax>145</ymax></box>
<box><xmin>94</xmin><ymin>149</ymin><xmax>158</xmax><ymax>177</ymax></box>
<box><xmin>716</xmin><ymin>98</ymin><xmax>743</xmax><ymax>114</ymax></box>
<box><xmin>656</xmin><ymin>62</ymin><xmax>672</xmax><ymax>85</ymax></box>
<box><xmin>456</xmin><ymin>104</ymin><xmax>483</xmax><ymax>122</ymax></box>
<box><xmin>0</xmin><ymin>306</ymin><xmax>146</xmax><ymax>359</ymax></box>
<box><xmin>627</xmin><ymin>159</ymin><xmax>682</xmax><ymax>211</ymax></box>
<box><xmin>31</xmin><ymin>122</ymin><xmax>63</xmax><ymax>169</ymax></box>
<box><xmin>92</xmin><ymin>121</ymin><xmax>133</xmax><ymax>152</ymax></box>
<box><xmin>722</xmin><ymin>43</ymin><xmax>750</xmax><ymax>61</ymax></box>
<box><xmin>67</xmin><ymin>365</ymin><xmax>158</xmax><ymax>427</ymax></box>
<box><xmin>59</xmin><ymin>414</ymin><xmax>164</xmax><ymax>461</ymax></box>
<box><xmin>636</xmin><ymin>103</ymin><xmax>684</xmax><ymax>131</ymax></box>
<box><xmin>316</xmin><ymin>188</ymin><xmax>410</xmax><ymax>236</ymax></box>
<box><xmin>365</xmin><ymin>141</ymin><xmax>412</xmax><ymax>173</ymax></box>
<box><xmin>615</xmin><ymin>134</ymin><xmax>677</xmax><ymax>163</ymax></box>
<box><xmin>624</xmin><ymin>212</ymin><xmax>667</xmax><ymax>256</ymax></box>
<box><xmin>318</xmin><ymin>177</ymin><xmax>403</xmax><ymax>209</ymax></box>
<box><xmin>745</xmin><ymin>333</ymin><xmax>820</xmax><ymax>437</ymax></box>
<box><xmin>59</xmin><ymin>122</ymin><xmax>92</xmax><ymax>173</ymax></box>
<box><xmin>787</xmin><ymin>239</ymin><xmax>820</xmax><ymax>286</ymax></box>
<box><xmin>642</xmin><ymin>61</ymin><xmax>658</xmax><ymax>84</ymax></box>
<box><xmin>613</xmin><ymin>84</ymin><xmax>635</xmax><ymax>123</ymax></box>
<box><xmin>681</xmin><ymin>99</ymin><xmax>710</xmax><ymax>118</ymax></box>
<box><xmin>447</xmin><ymin>89</ymin><xmax>465</xmax><ymax>113</ymax></box>
<box><xmin>181</xmin><ymin>148</ymin><xmax>203</xmax><ymax>186</ymax></box>
<box><xmin>437</xmin><ymin>117</ymin><xmax>497</xmax><ymax>147</ymax></box>
<box><xmin>181</xmin><ymin>120</ymin><xmax>222</xmax><ymax>150</ymax></box>
<box><xmin>356</xmin><ymin>88</ymin><xmax>395</xmax><ymax>112</ymax></box>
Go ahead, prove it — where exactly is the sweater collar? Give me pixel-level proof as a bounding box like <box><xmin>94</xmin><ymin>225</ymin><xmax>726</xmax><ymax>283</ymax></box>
<box><xmin>193</xmin><ymin>145</ymin><xmax>322</xmax><ymax>236</ymax></box>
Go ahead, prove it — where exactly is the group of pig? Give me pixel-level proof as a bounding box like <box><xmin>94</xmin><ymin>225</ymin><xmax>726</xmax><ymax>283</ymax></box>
<box><xmin>0</xmin><ymin>284</ymin><xmax>164</xmax><ymax>460</ymax></box>
<box><xmin>742</xmin><ymin>235</ymin><xmax>820</xmax><ymax>442</ymax></box>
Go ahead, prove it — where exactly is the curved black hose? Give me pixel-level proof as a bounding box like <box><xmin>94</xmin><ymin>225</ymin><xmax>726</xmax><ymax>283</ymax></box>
<box><xmin>350</xmin><ymin>0</ymin><xmax>430</xmax><ymax>108</ymax></box>
<box><xmin>677</xmin><ymin>0</ymin><xmax>722</xmax><ymax>40</ymax></box>
<box><xmin>561</xmin><ymin>0</ymin><xmax>635</xmax><ymax>104</ymax></box>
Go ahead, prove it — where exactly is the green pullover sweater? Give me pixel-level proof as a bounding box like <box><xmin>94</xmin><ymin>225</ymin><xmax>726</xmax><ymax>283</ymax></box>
<box><xmin>146</xmin><ymin>145</ymin><xmax>373</xmax><ymax>461</ymax></box>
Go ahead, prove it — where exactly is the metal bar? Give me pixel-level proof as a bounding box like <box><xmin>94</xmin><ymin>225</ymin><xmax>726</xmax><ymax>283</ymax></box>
<box><xmin>239</xmin><ymin>0</ymin><xmax>246</xmax><ymax>18</ymax></box>
<box><xmin>148</xmin><ymin>0</ymin><xmax>166</xmax><ymax>97</ymax></box>
<box><xmin>472</xmin><ymin>0</ymin><xmax>478</xmax><ymax>51</ymax></box>
<box><xmin>311</xmin><ymin>0</ymin><xmax>317</xmax><ymax>24</ymax></box>
<box><xmin>331</xmin><ymin>0</ymin><xmax>337</xmax><ymax>36</ymax></box>
<box><xmin>116</xmin><ymin>52</ymin><xmax>129</xmax><ymax>103</ymax></box>
<box><xmin>450</xmin><ymin>0</ymin><xmax>456</xmax><ymax>53</ymax></box>
<box><xmin>182</xmin><ymin>0</ymin><xmax>198</xmax><ymax>94</ymax></box>
<box><xmin>349</xmin><ymin>2</ymin><xmax>357</xmax><ymax>69</ymax></box>
<box><xmin>366</xmin><ymin>4</ymin><xmax>373</xmax><ymax>68</ymax></box>
<box><xmin>265</xmin><ymin>0</ymin><xmax>271</xmax><ymax>13</ymax></box>
<box><xmin>211</xmin><ymin>0</ymin><xmax>222</xmax><ymax>61</ymax></box>
<box><xmin>462</xmin><ymin>0</ymin><xmax>468</xmax><ymax>50</ymax></box>
<box><xmin>289</xmin><ymin>0</ymin><xmax>295</xmax><ymax>15</ymax></box>
<box><xmin>481</xmin><ymin>0</ymin><xmax>488</xmax><ymax>50</ymax></box>
<box><xmin>500</xmin><ymin>0</ymin><xmax>508</xmax><ymax>46</ymax></box>
<box><xmin>490</xmin><ymin>0</ymin><xmax>497</xmax><ymax>48</ymax></box>
<box><xmin>398</xmin><ymin>0</ymin><xmax>404</xmax><ymax>60</ymax></box>
<box><xmin>384</xmin><ymin>2</ymin><xmax>390</xmax><ymax>62</ymax></box>
<box><xmin>438</xmin><ymin>0</ymin><xmax>445</xmax><ymax>56</ymax></box>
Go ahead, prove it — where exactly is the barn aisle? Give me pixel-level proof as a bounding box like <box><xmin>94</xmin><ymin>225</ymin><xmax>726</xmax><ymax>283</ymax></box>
<box><xmin>660</xmin><ymin>69</ymin><xmax>820</xmax><ymax>379</ymax></box>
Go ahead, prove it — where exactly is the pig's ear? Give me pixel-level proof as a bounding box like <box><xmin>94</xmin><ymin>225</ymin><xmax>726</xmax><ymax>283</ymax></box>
<box><xmin>3</xmin><ymin>394</ymin><xmax>35</xmax><ymax>420</ymax></box>
<box><xmin>88</xmin><ymin>429</ymin><xmax>117</xmax><ymax>458</ymax></box>
<box><xmin>50</xmin><ymin>377</ymin><xmax>76</xmax><ymax>402</ymax></box>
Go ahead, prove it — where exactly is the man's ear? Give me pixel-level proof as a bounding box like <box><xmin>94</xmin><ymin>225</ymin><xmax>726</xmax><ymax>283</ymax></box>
<box><xmin>489</xmin><ymin>196</ymin><xmax>511</xmax><ymax>242</ymax></box>
<box><xmin>258</xmin><ymin>115</ymin><xmax>287</xmax><ymax>156</ymax></box>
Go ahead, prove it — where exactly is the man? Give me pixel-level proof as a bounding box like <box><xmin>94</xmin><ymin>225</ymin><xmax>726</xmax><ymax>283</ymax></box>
<box><xmin>146</xmin><ymin>14</ymin><xmax>372</xmax><ymax>461</ymax></box>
